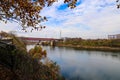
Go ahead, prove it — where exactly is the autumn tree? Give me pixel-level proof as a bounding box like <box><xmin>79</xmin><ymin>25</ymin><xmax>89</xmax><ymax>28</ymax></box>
<box><xmin>29</xmin><ymin>45</ymin><xmax>47</xmax><ymax>59</ymax></box>
<box><xmin>0</xmin><ymin>0</ymin><xmax>77</xmax><ymax>31</ymax></box>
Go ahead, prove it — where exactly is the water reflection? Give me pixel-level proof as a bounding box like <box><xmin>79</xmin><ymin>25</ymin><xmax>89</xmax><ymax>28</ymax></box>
<box><xmin>27</xmin><ymin>45</ymin><xmax>120</xmax><ymax>80</ymax></box>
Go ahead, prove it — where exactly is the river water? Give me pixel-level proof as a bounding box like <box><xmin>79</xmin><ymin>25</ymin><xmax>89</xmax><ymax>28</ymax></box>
<box><xmin>27</xmin><ymin>45</ymin><xmax>120</xmax><ymax>80</ymax></box>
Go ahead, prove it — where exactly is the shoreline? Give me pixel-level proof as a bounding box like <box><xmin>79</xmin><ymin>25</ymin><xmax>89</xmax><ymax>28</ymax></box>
<box><xmin>56</xmin><ymin>44</ymin><xmax>120</xmax><ymax>52</ymax></box>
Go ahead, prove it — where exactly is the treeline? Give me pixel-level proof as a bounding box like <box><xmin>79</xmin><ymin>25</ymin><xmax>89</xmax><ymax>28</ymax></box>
<box><xmin>60</xmin><ymin>39</ymin><xmax>120</xmax><ymax>47</ymax></box>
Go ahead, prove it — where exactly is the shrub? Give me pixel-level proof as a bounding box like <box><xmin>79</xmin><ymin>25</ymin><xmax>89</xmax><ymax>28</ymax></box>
<box><xmin>28</xmin><ymin>45</ymin><xmax>47</xmax><ymax>60</ymax></box>
<box><xmin>0</xmin><ymin>47</ymin><xmax>63</xmax><ymax>80</ymax></box>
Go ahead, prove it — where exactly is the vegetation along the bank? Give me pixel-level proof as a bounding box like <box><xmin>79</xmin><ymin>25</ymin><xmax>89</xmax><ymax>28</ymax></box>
<box><xmin>0</xmin><ymin>32</ymin><xmax>64</xmax><ymax>80</ymax></box>
<box><xmin>57</xmin><ymin>38</ymin><xmax>120</xmax><ymax>52</ymax></box>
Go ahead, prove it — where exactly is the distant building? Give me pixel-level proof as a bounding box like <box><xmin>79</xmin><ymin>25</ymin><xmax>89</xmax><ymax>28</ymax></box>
<box><xmin>108</xmin><ymin>34</ymin><xmax>120</xmax><ymax>39</ymax></box>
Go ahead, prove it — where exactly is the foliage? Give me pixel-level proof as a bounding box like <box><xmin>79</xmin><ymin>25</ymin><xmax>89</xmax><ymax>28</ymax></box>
<box><xmin>0</xmin><ymin>46</ymin><xmax>64</xmax><ymax>80</ymax></box>
<box><xmin>59</xmin><ymin>39</ymin><xmax>120</xmax><ymax>47</ymax></box>
<box><xmin>28</xmin><ymin>45</ymin><xmax>64</xmax><ymax>79</ymax></box>
<box><xmin>0</xmin><ymin>0</ymin><xmax>77</xmax><ymax>31</ymax></box>
<box><xmin>0</xmin><ymin>64</ymin><xmax>13</xmax><ymax>80</ymax></box>
<box><xmin>43</xmin><ymin>58</ymin><xmax>60</xmax><ymax>75</ymax></box>
<box><xmin>29</xmin><ymin>45</ymin><xmax>47</xmax><ymax>59</ymax></box>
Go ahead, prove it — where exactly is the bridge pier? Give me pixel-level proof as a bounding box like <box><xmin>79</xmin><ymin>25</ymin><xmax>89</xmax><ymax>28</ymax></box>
<box><xmin>50</xmin><ymin>40</ymin><xmax>55</xmax><ymax>46</ymax></box>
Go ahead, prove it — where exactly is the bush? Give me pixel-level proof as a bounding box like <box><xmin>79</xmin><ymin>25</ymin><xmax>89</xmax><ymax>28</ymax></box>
<box><xmin>0</xmin><ymin>46</ymin><xmax>63</xmax><ymax>80</ymax></box>
<box><xmin>29</xmin><ymin>45</ymin><xmax>47</xmax><ymax>59</ymax></box>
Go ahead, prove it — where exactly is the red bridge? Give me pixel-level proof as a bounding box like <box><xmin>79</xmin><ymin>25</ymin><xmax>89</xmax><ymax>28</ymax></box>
<box><xmin>20</xmin><ymin>37</ymin><xmax>61</xmax><ymax>43</ymax></box>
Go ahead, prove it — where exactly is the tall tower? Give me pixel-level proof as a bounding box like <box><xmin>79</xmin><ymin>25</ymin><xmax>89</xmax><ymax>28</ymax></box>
<box><xmin>60</xmin><ymin>30</ymin><xmax>61</xmax><ymax>39</ymax></box>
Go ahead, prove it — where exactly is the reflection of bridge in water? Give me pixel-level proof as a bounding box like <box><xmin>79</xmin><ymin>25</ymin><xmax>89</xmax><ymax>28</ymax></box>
<box><xmin>20</xmin><ymin>37</ymin><xmax>62</xmax><ymax>46</ymax></box>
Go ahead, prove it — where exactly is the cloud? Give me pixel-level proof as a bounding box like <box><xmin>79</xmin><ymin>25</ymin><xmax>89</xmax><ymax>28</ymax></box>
<box><xmin>0</xmin><ymin>0</ymin><xmax>120</xmax><ymax>39</ymax></box>
<box><xmin>42</xmin><ymin>0</ymin><xmax>120</xmax><ymax>39</ymax></box>
<box><xmin>0</xmin><ymin>21</ymin><xmax>20</xmax><ymax>32</ymax></box>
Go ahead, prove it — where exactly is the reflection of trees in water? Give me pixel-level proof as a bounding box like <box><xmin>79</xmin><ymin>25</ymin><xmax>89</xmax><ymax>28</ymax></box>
<box><xmin>50</xmin><ymin>46</ymin><xmax>55</xmax><ymax>50</ymax></box>
<box><xmin>72</xmin><ymin>48</ymin><xmax>120</xmax><ymax>60</ymax></box>
<box><xmin>111</xmin><ymin>53</ymin><xmax>120</xmax><ymax>59</ymax></box>
<box><xmin>100</xmin><ymin>52</ymin><xmax>120</xmax><ymax>60</ymax></box>
<box><xmin>87</xmin><ymin>50</ymin><xmax>120</xmax><ymax>60</ymax></box>
<box><xmin>67</xmin><ymin>47</ymin><xmax>120</xmax><ymax>60</ymax></box>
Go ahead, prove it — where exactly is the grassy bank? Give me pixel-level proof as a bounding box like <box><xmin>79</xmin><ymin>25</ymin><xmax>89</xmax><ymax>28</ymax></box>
<box><xmin>56</xmin><ymin>39</ymin><xmax>120</xmax><ymax>52</ymax></box>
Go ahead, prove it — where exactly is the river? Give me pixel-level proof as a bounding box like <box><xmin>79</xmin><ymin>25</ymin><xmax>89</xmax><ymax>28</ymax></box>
<box><xmin>27</xmin><ymin>45</ymin><xmax>120</xmax><ymax>80</ymax></box>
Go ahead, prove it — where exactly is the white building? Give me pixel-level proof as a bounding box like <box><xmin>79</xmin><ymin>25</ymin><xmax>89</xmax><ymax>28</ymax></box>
<box><xmin>108</xmin><ymin>34</ymin><xmax>120</xmax><ymax>39</ymax></box>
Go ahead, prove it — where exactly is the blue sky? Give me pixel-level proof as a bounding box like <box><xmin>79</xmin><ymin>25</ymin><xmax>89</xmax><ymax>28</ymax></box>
<box><xmin>0</xmin><ymin>0</ymin><xmax>120</xmax><ymax>39</ymax></box>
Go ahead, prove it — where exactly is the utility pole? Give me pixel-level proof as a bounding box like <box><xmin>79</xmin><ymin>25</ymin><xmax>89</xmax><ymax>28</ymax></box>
<box><xmin>60</xmin><ymin>30</ymin><xmax>61</xmax><ymax>39</ymax></box>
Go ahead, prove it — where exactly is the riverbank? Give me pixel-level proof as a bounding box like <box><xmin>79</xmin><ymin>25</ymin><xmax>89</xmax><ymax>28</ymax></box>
<box><xmin>56</xmin><ymin>38</ymin><xmax>120</xmax><ymax>52</ymax></box>
<box><xmin>57</xmin><ymin>44</ymin><xmax>120</xmax><ymax>52</ymax></box>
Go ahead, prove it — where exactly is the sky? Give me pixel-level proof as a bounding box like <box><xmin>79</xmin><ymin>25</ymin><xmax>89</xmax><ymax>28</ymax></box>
<box><xmin>0</xmin><ymin>0</ymin><xmax>120</xmax><ymax>39</ymax></box>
